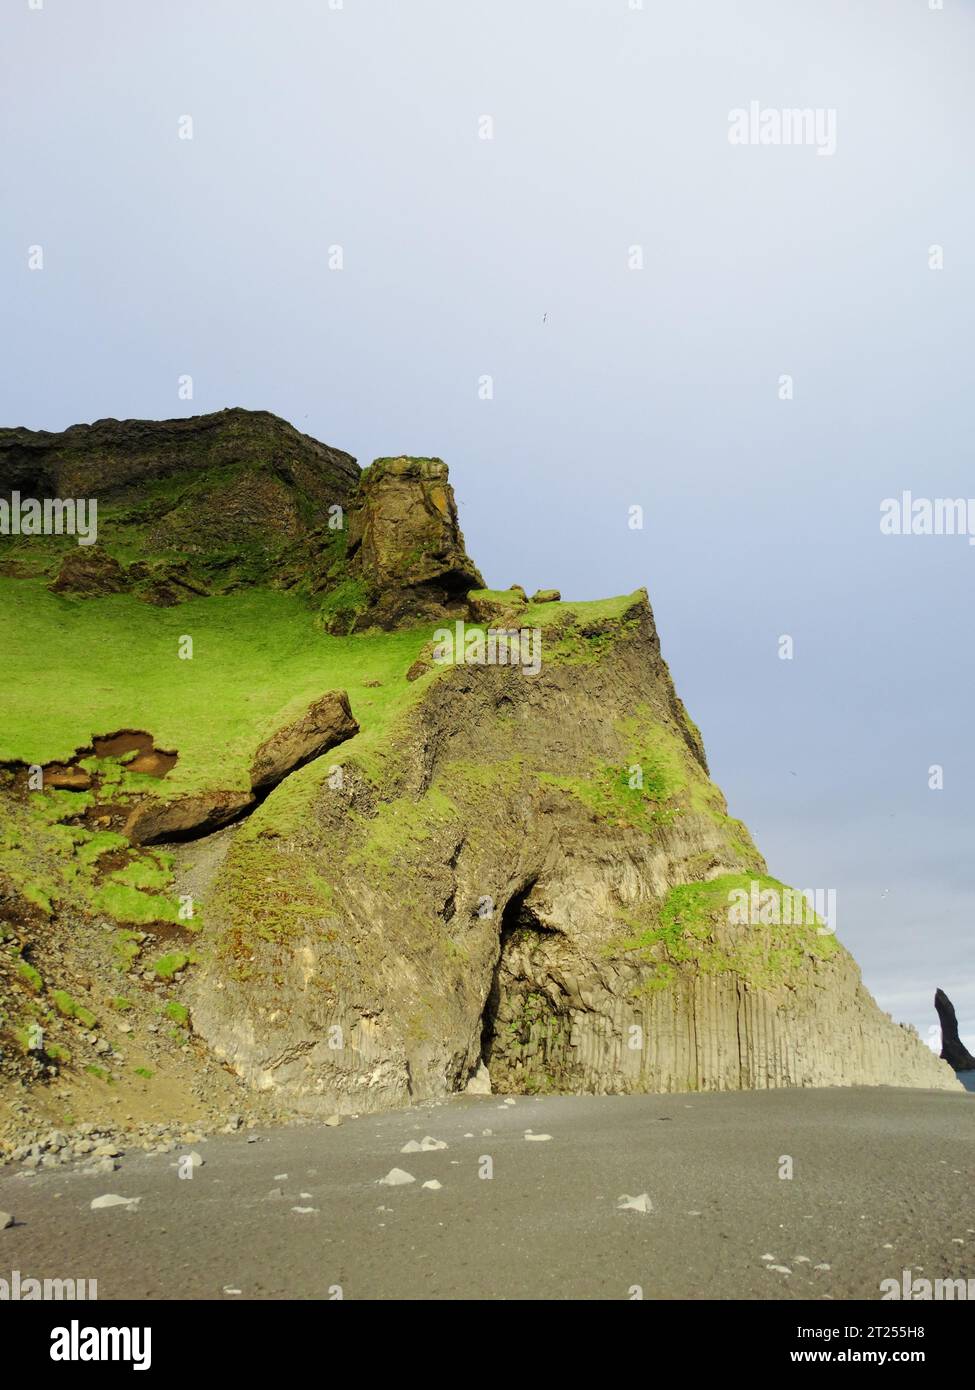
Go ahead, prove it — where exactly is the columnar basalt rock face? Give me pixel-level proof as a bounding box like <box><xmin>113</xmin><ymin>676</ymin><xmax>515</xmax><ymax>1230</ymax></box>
<box><xmin>484</xmin><ymin>927</ymin><xmax>951</xmax><ymax>1095</ymax></box>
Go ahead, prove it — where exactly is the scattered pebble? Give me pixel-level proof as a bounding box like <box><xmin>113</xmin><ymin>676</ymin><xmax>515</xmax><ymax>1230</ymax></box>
<box><xmin>325</xmin><ymin>1115</ymin><xmax>342</xmax><ymax>1128</ymax></box>
<box><xmin>767</xmin><ymin>1265</ymin><xmax>791</xmax><ymax>1276</ymax></box>
<box><xmin>291</xmin><ymin>1206</ymin><xmax>318</xmax><ymax>1215</ymax></box>
<box><xmin>0</xmin><ymin>1212</ymin><xmax>13</xmax><ymax>1230</ymax></box>
<box><xmin>84</xmin><ymin>1158</ymin><xmax>118</xmax><ymax>1176</ymax></box>
<box><xmin>90</xmin><ymin>1194</ymin><xmax>140</xmax><ymax>1211</ymax></box>
<box><xmin>524</xmin><ymin>1133</ymin><xmax>551</xmax><ymax>1142</ymax></box>
<box><xmin>379</xmin><ymin>1168</ymin><xmax>415</xmax><ymax>1186</ymax></box>
<box><xmin>617</xmin><ymin>1193</ymin><xmax>653</xmax><ymax>1214</ymax></box>
<box><xmin>422</xmin><ymin>1180</ymin><xmax>442</xmax><ymax>1191</ymax></box>
<box><xmin>420</xmin><ymin>1137</ymin><xmax>447</xmax><ymax>1151</ymax></box>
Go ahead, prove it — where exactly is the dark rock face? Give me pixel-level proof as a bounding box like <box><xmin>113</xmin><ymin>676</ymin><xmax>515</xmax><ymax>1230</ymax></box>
<box><xmin>0</xmin><ymin>408</ymin><xmax>360</xmax><ymax>599</ymax></box>
<box><xmin>934</xmin><ymin>989</ymin><xmax>975</xmax><ymax>1071</ymax></box>
<box><xmin>0</xmin><ymin>407</ymin><xmax>359</xmax><ymax>507</ymax></box>
<box><xmin>342</xmin><ymin>455</ymin><xmax>484</xmax><ymax>629</ymax></box>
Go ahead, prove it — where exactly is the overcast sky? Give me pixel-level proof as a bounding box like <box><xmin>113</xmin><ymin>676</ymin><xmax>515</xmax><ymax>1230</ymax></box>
<box><xmin>3</xmin><ymin>0</ymin><xmax>973</xmax><ymax>1049</ymax></box>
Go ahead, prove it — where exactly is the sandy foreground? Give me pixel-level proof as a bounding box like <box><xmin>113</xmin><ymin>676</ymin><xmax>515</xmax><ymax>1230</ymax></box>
<box><xmin>1</xmin><ymin>1086</ymin><xmax>972</xmax><ymax>1301</ymax></box>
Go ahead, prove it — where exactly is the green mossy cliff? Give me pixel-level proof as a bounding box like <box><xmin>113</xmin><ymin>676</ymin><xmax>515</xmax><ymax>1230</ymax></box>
<box><xmin>0</xmin><ymin>409</ymin><xmax>957</xmax><ymax>1110</ymax></box>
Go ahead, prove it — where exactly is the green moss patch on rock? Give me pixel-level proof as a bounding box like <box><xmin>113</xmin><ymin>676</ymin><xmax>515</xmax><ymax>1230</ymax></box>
<box><xmin>615</xmin><ymin>873</ymin><xmax>839</xmax><ymax>995</ymax></box>
<box><xmin>51</xmin><ymin>990</ymin><xmax>98</xmax><ymax>1029</ymax></box>
<box><xmin>152</xmin><ymin>952</ymin><xmax>193</xmax><ymax>981</ymax></box>
<box><xmin>16</xmin><ymin>960</ymin><xmax>44</xmax><ymax>992</ymax></box>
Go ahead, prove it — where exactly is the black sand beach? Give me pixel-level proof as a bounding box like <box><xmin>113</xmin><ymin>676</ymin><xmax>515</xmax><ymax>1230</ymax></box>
<box><xmin>2</xmin><ymin>1086</ymin><xmax>972</xmax><ymax>1301</ymax></box>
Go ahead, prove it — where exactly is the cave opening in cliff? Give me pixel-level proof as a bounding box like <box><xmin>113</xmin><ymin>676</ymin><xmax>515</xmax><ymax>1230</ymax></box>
<box><xmin>478</xmin><ymin>881</ymin><xmax>561</xmax><ymax>1086</ymax></box>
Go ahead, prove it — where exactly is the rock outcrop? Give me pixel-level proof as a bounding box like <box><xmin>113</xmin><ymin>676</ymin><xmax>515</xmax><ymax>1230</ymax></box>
<box><xmin>934</xmin><ymin>988</ymin><xmax>975</xmax><ymax>1071</ymax></box>
<box><xmin>336</xmin><ymin>455</ymin><xmax>484</xmax><ymax>631</ymax></box>
<box><xmin>123</xmin><ymin>790</ymin><xmax>256</xmax><ymax>846</ymax></box>
<box><xmin>49</xmin><ymin>548</ymin><xmax>127</xmax><ymax>597</ymax></box>
<box><xmin>0</xmin><ymin>408</ymin><xmax>358</xmax><ymax>599</ymax></box>
<box><xmin>188</xmin><ymin>594</ymin><xmax>957</xmax><ymax>1110</ymax></box>
<box><xmin>2</xmin><ymin>411</ymin><xmax>483</xmax><ymax>629</ymax></box>
<box><xmin>0</xmin><ymin>409</ymin><xmax>959</xmax><ymax>1127</ymax></box>
<box><xmin>123</xmin><ymin>693</ymin><xmax>359</xmax><ymax>843</ymax></box>
<box><xmin>249</xmin><ymin>692</ymin><xmax>358</xmax><ymax>794</ymax></box>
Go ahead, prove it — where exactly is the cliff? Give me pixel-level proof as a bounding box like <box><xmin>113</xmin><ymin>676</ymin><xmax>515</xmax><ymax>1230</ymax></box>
<box><xmin>0</xmin><ymin>409</ymin><xmax>957</xmax><ymax>1129</ymax></box>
